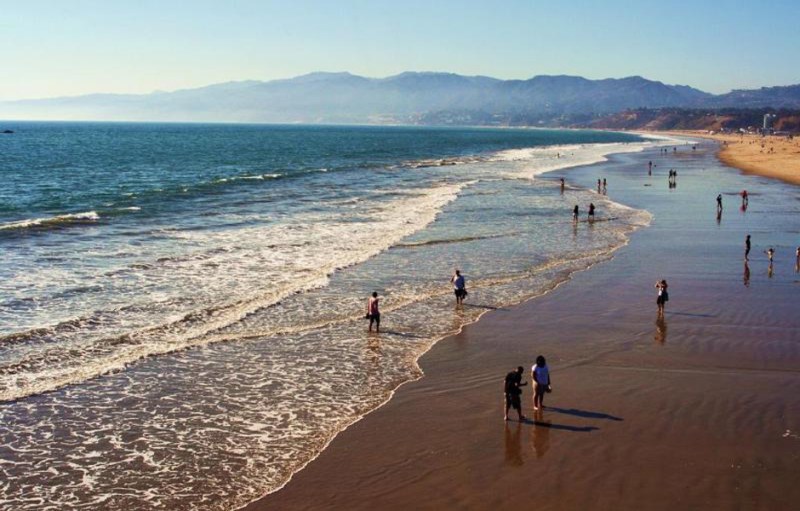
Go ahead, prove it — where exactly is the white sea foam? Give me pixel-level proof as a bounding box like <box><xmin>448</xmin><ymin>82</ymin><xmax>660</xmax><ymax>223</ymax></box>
<box><xmin>0</xmin><ymin>132</ymin><xmax>660</xmax><ymax>511</ymax></box>
<box><xmin>0</xmin><ymin>211</ymin><xmax>100</xmax><ymax>231</ymax></box>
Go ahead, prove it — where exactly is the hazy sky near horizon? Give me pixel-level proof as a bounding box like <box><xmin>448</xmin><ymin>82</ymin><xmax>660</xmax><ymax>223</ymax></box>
<box><xmin>2</xmin><ymin>0</ymin><xmax>799</xmax><ymax>100</ymax></box>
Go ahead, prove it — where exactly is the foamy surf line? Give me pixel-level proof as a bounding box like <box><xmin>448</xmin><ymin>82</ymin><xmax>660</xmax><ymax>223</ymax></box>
<box><xmin>0</xmin><ymin>181</ymin><xmax>473</xmax><ymax>403</ymax></box>
<box><xmin>0</xmin><ymin>211</ymin><xmax>100</xmax><ymax>231</ymax></box>
<box><xmin>493</xmin><ymin>136</ymin><xmax>684</xmax><ymax>181</ymax></box>
<box><xmin>244</xmin><ymin>218</ymin><xmax>651</xmax><ymax>510</ymax></box>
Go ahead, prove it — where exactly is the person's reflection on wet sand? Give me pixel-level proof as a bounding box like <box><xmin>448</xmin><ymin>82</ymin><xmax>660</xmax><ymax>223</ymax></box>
<box><xmin>743</xmin><ymin>261</ymin><xmax>750</xmax><ymax>287</ymax></box>
<box><xmin>716</xmin><ymin>210</ymin><xmax>722</xmax><ymax>224</ymax></box>
<box><xmin>531</xmin><ymin>409</ymin><xmax>551</xmax><ymax>458</ymax></box>
<box><xmin>768</xmin><ymin>262</ymin><xmax>774</xmax><ymax>279</ymax></box>
<box><xmin>655</xmin><ymin>313</ymin><xmax>667</xmax><ymax>344</ymax></box>
<box><xmin>504</xmin><ymin>421</ymin><xmax>523</xmax><ymax>466</ymax></box>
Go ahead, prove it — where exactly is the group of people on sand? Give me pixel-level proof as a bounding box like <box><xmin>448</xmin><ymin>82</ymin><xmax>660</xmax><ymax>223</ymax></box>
<box><xmin>503</xmin><ymin>356</ymin><xmax>552</xmax><ymax>421</ymax></box>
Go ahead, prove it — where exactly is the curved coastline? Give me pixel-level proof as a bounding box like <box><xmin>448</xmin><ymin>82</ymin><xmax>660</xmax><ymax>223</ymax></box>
<box><xmin>238</xmin><ymin>135</ymin><xmax>677</xmax><ymax>510</ymax></box>
<box><xmin>245</xmin><ymin>135</ymin><xmax>800</xmax><ymax>511</ymax></box>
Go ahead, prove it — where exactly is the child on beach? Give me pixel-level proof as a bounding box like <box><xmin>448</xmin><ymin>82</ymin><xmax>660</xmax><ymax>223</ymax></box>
<box><xmin>504</xmin><ymin>367</ymin><xmax>527</xmax><ymax>421</ymax></box>
<box><xmin>655</xmin><ymin>279</ymin><xmax>669</xmax><ymax>315</ymax></box>
<box><xmin>531</xmin><ymin>356</ymin><xmax>551</xmax><ymax>411</ymax></box>
<box><xmin>366</xmin><ymin>292</ymin><xmax>380</xmax><ymax>333</ymax></box>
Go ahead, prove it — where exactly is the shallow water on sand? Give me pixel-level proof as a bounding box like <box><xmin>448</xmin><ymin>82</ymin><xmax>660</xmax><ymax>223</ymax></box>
<box><xmin>1</xmin><ymin>124</ymin><xmax>659</xmax><ymax>510</ymax></box>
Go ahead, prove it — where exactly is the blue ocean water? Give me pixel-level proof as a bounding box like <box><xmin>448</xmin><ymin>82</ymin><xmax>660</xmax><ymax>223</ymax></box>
<box><xmin>0</xmin><ymin>122</ymin><xmax>650</xmax><ymax>510</ymax></box>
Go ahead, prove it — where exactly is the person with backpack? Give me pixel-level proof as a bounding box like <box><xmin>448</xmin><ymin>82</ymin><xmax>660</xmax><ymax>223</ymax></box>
<box><xmin>504</xmin><ymin>366</ymin><xmax>527</xmax><ymax>421</ymax></box>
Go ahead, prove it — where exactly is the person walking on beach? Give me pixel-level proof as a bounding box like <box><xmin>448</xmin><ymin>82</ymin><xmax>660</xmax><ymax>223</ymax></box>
<box><xmin>655</xmin><ymin>279</ymin><xmax>669</xmax><ymax>315</ymax></box>
<box><xmin>597</xmin><ymin>179</ymin><xmax>601</xmax><ymax>192</ymax></box>
<box><xmin>573</xmin><ymin>204</ymin><xmax>579</xmax><ymax>222</ymax></box>
<box><xmin>745</xmin><ymin>234</ymin><xmax>751</xmax><ymax>260</ymax></box>
<box><xmin>450</xmin><ymin>269</ymin><xmax>467</xmax><ymax>306</ymax></box>
<box><xmin>766</xmin><ymin>247</ymin><xmax>775</xmax><ymax>263</ymax></box>
<box><xmin>366</xmin><ymin>291</ymin><xmax>380</xmax><ymax>333</ymax></box>
<box><xmin>531</xmin><ymin>356</ymin><xmax>551</xmax><ymax>411</ymax></box>
<box><xmin>716</xmin><ymin>194</ymin><xmax>723</xmax><ymax>212</ymax></box>
<box><xmin>588</xmin><ymin>203</ymin><xmax>595</xmax><ymax>222</ymax></box>
<box><xmin>602</xmin><ymin>178</ymin><xmax>607</xmax><ymax>193</ymax></box>
<box><xmin>648</xmin><ymin>160</ymin><xmax>652</xmax><ymax>175</ymax></box>
<box><xmin>504</xmin><ymin>366</ymin><xmax>527</xmax><ymax>421</ymax></box>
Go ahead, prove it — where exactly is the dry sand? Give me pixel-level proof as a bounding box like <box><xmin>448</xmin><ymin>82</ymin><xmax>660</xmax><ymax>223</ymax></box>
<box><xmin>669</xmin><ymin>131</ymin><xmax>800</xmax><ymax>185</ymax></box>
<box><xmin>244</xmin><ymin>141</ymin><xmax>800</xmax><ymax>511</ymax></box>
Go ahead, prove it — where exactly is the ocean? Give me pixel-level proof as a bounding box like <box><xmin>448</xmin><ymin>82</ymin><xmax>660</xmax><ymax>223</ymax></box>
<box><xmin>0</xmin><ymin>123</ymin><xmax>654</xmax><ymax>510</ymax></box>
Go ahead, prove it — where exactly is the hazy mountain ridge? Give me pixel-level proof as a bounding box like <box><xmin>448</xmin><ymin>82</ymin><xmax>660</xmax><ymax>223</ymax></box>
<box><xmin>1</xmin><ymin>72</ymin><xmax>798</xmax><ymax>123</ymax></box>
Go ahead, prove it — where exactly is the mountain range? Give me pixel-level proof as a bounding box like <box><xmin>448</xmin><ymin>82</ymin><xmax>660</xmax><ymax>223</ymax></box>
<box><xmin>2</xmin><ymin>72</ymin><xmax>799</xmax><ymax>124</ymax></box>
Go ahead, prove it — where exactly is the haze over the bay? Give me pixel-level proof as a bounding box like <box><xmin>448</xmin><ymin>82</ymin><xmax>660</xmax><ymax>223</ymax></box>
<box><xmin>2</xmin><ymin>0</ymin><xmax>799</xmax><ymax>102</ymax></box>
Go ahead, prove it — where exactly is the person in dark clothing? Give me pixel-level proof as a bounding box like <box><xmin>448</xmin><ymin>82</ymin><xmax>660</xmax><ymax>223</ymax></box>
<box><xmin>504</xmin><ymin>366</ymin><xmax>527</xmax><ymax>421</ymax></box>
<box><xmin>745</xmin><ymin>234</ymin><xmax>751</xmax><ymax>260</ymax></box>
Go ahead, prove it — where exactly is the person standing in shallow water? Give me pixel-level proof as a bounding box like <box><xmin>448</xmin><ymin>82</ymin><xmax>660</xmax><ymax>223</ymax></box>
<box><xmin>655</xmin><ymin>279</ymin><xmax>669</xmax><ymax>315</ymax></box>
<box><xmin>450</xmin><ymin>269</ymin><xmax>467</xmax><ymax>306</ymax></box>
<box><xmin>745</xmin><ymin>234</ymin><xmax>751</xmax><ymax>260</ymax></box>
<box><xmin>504</xmin><ymin>366</ymin><xmax>527</xmax><ymax>421</ymax></box>
<box><xmin>531</xmin><ymin>356</ymin><xmax>551</xmax><ymax>411</ymax></box>
<box><xmin>588</xmin><ymin>203</ymin><xmax>595</xmax><ymax>221</ymax></box>
<box><xmin>573</xmin><ymin>204</ymin><xmax>579</xmax><ymax>222</ymax></box>
<box><xmin>366</xmin><ymin>291</ymin><xmax>380</xmax><ymax>333</ymax></box>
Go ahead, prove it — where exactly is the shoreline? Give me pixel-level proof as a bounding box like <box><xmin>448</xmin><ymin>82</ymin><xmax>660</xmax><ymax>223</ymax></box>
<box><xmin>245</xmin><ymin>137</ymin><xmax>800</xmax><ymax>510</ymax></box>
<box><xmin>659</xmin><ymin>130</ymin><xmax>800</xmax><ymax>185</ymax></box>
<box><xmin>239</xmin><ymin>136</ymin><xmax>669</xmax><ymax>506</ymax></box>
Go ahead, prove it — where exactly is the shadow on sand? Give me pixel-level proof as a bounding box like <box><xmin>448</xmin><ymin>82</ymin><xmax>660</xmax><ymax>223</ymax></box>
<box><xmin>521</xmin><ymin>419</ymin><xmax>598</xmax><ymax>432</ymax></box>
<box><xmin>546</xmin><ymin>407</ymin><xmax>624</xmax><ymax>421</ymax></box>
<box><xmin>462</xmin><ymin>303</ymin><xmax>503</xmax><ymax>311</ymax></box>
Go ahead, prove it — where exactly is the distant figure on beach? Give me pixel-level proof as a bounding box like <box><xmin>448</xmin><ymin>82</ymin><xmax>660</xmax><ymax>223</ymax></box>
<box><xmin>602</xmin><ymin>178</ymin><xmax>607</xmax><ymax>193</ymax></box>
<box><xmin>795</xmin><ymin>247</ymin><xmax>799</xmax><ymax>272</ymax></box>
<box><xmin>597</xmin><ymin>179</ymin><xmax>601</xmax><ymax>192</ymax></box>
<box><xmin>588</xmin><ymin>203</ymin><xmax>595</xmax><ymax>221</ymax></box>
<box><xmin>716</xmin><ymin>194</ymin><xmax>723</xmax><ymax>212</ymax></box>
<box><xmin>504</xmin><ymin>366</ymin><xmax>527</xmax><ymax>421</ymax></box>
<box><xmin>450</xmin><ymin>269</ymin><xmax>467</xmax><ymax>306</ymax></box>
<box><xmin>366</xmin><ymin>292</ymin><xmax>380</xmax><ymax>333</ymax></box>
<box><xmin>531</xmin><ymin>356</ymin><xmax>551</xmax><ymax>411</ymax></box>
<box><xmin>648</xmin><ymin>160</ymin><xmax>652</xmax><ymax>175</ymax></box>
<box><xmin>655</xmin><ymin>279</ymin><xmax>669</xmax><ymax>315</ymax></box>
<box><xmin>766</xmin><ymin>247</ymin><xmax>775</xmax><ymax>263</ymax></box>
<box><xmin>560</xmin><ymin>178</ymin><xmax>565</xmax><ymax>193</ymax></box>
<box><xmin>741</xmin><ymin>190</ymin><xmax>748</xmax><ymax>204</ymax></box>
<box><xmin>573</xmin><ymin>204</ymin><xmax>579</xmax><ymax>222</ymax></box>
<box><xmin>745</xmin><ymin>235</ymin><xmax>751</xmax><ymax>260</ymax></box>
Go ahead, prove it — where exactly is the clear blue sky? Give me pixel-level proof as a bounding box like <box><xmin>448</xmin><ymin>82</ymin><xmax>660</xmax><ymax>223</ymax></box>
<box><xmin>1</xmin><ymin>0</ymin><xmax>798</xmax><ymax>100</ymax></box>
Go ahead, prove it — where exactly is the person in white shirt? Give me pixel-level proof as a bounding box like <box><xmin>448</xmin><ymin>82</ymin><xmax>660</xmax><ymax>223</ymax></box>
<box><xmin>531</xmin><ymin>355</ymin><xmax>551</xmax><ymax>411</ymax></box>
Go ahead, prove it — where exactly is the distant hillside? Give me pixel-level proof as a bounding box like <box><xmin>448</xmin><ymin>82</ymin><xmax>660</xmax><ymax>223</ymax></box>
<box><xmin>578</xmin><ymin>108</ymin><xmax>800</xmax><ymax>132</ymax></box>
<box><xmin>1</xmin><ymin>72</ymin><xmax>799</xmax><ymax>124</ymax></box>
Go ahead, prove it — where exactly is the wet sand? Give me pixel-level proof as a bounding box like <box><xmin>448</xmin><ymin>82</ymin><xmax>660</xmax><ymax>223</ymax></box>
<box><xmin>668</xmin><ymin>131</ymin><xmax>800</xmax><ymax>185</ymax></box>
<box><xmin>244</xmin><ymin>141</ymin><xmax>800</xmax><ymax>510</ymax></box>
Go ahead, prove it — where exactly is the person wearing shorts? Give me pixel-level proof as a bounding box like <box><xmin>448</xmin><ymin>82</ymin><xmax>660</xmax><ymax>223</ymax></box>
<box><xmin>451</xmin><ymin>269</ymin><xmax>467</xmax><ymax>305</ymax></box>
<box><xmin>504</xmin><ymin>366</ymin><xmax>527</xmax><ymax>421</ymax></box>
<box><xmin>366</xmin><ymin>291</ymin><xmax>380</xmax><ymax>333</ymax></box>
<box><xmin>532</xmin><ymin>356</ymin><xmax>551</xmax><ymax>411</ymax></box>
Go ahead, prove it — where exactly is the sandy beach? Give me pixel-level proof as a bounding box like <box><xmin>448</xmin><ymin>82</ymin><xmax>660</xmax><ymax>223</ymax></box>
<box><xmin>667</xmin><ymin>131</ymin><xmax>800</xmax><ymax>185</ymax></box>
<box><xmin>244</xmin><ymin>139</ymin><xmax>800</xmax><ymax>510</ymax></box>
